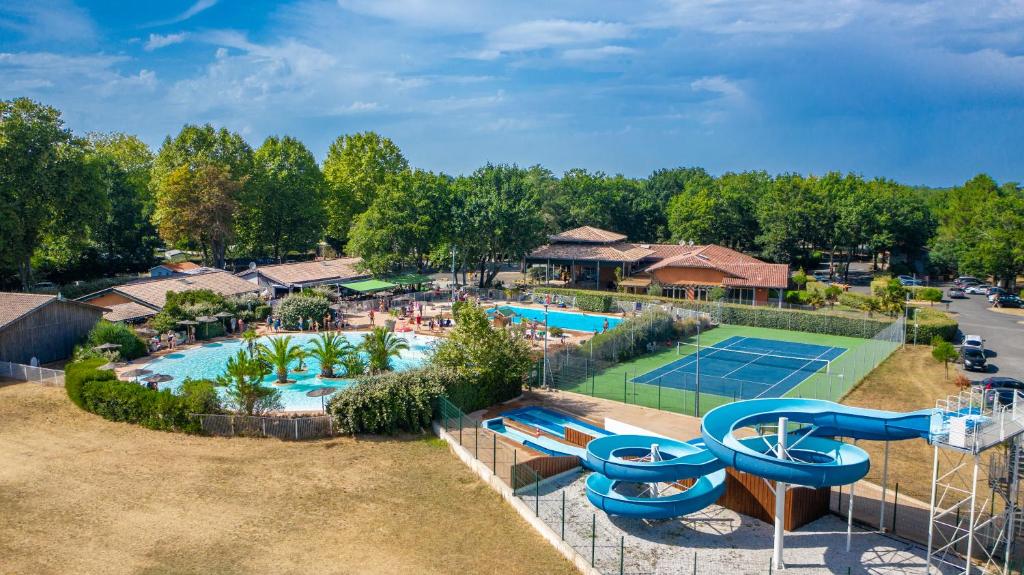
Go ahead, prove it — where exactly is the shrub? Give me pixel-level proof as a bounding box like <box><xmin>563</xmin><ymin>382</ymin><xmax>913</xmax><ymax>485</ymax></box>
<box><xmin>87</xmin><ymin>320</ymin><xmax>148</xmax><ymax>360</ymax></box>
<box><xmin>708</xmin><ymin>286</ymin><xmax>727</xmax><ymax>301</ymax></box>
<box><xmin>588</xmin><ymin>310</ymin><xmax>680</xmax><ymax>362</ymax></box>
<box><xmin>276</xmin><ymin>293</ymin><xmax>330</xmax><ymax>329</ymax></box>
<box><xmin>65</xmin><ymin>357</ymin><xmax>116</xmax><ymax>409</ymax></box>
<box><xmin>574</xmin><ymin>293</ymin><xmax>615</xmax><ymax>313</ymax></box>
<box><xmin>911</xmin><ymin>306</ymin><xmax>959</xmax><ymax>343</ymax></box>
<box><xmin>785</xmin><ymin>290</ymin><xmax>810</xmax><ymax>305</ymax></box>
<box><xmin>918</xmin><ymin>287</ymin><xmax>943</xmax><ymax>304</ymax></box>
<box><xmin>327</xmin><ymin>369</ymin><xmax>446</xmax><ymax>435</ymax></box>
<box><xmin>180</xmin><ymin>378</ymin><xmax>222</xmax><ymax>414</ymax></box>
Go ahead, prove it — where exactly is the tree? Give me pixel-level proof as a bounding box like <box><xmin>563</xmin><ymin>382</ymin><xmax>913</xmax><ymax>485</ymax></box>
<box><xmin>667</xmin><ymin>171</ymin><xmax>766</xmax><ymax>249</ymax></box>
<box><xmin>88</xmin><ymin>133</ymin><xmax>159</xmax><ymax>273</ymax></box>
<box><xmin>348</xmin><ymin>169</ymin><xmax>450</xmax><ymax>274</ymax></box>
<box><xmin>756</xmin><ymin>174</ymin><xmax>821</xmax><ymax>263</ymax></box>
<box><xmin>151</xmin><ymin>124</ymin><xmax>253</xmax><ymax>267</ymax></box>
<box><xmin>792</xmin><ymin>269</ymin><xmax>808</xmax><ymax>291</ymax></box>
<box><xmin>153</xmin><ymin>164</ymin><xmax>242</xmax><ymax>268</ymax></box>
<box><xmin>258</xmin><ymin>335</ymin><xmax>304</xmax><ymax>384</ymax></box>
<box><xmin>931</xmin><ymin>336</ymin><xmax>959</xmax><ymax>379</ymax></box>
<box><xmin>875</xmin><ymin>278</ymin><xmax>907</xmax><ymax>316</ymax></box>
<box><xmin>216</xmin><ymin>350</ymin><xmax>282</xmax><ymax>414</ymax></box>
<box><xmin>360</xmin><ymin>327</ymin><xmax>409</xmax><ymax>374</ymax></box>
<box><xmin>236</xmin><ymin>136</ymin><xmax>326</xmax><ymax>261</ymax></box>
<box><xmin>307</xmin><ymin>332</ymin><xmax>353</xmax><ymax>378</ymax></box>
<box><xmin>0</xmin><ymin>98</ymin><xmax>107</xmax><ymax>289</ymax></box>
<box><xmin>322</xmin><ymin>132</ymin><xmax>408</xmax><ymax>249</ymax></box>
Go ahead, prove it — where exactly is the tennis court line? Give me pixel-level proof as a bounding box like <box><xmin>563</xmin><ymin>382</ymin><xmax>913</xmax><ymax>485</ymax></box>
<box><xmin>753</xmin><ymin>346</ymin><xmax>835</xmax><ymax>399</ymax></box>
<box><xmin>719</xmin><ymin>347</ymin><xmax>774</xmax><ymax>379</ymax></box>
<box><xmin>634</xmin><ymin>336</ymin><xmax>747</xmax><ymax>384</ymax></box>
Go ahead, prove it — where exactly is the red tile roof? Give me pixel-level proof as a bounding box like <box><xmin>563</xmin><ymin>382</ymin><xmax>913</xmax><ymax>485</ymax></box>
<box><xmin>548</xmin><ymin>226</ymin><xmax>628</xmax><ymax>244</ymax></box>
<box><xmin>646</xmin><ymin>245</ymin><xmax>789</xmax><ymax>288</ymax></box>
<box><xmin>529</xmin><ymin>242</ymin><xmax>656</xmax><ymax>263</ymax></box>
<box><xmin>160</xmin><ymin>262</ymin><xmax>201</xmax><ymax>272</ymax></box>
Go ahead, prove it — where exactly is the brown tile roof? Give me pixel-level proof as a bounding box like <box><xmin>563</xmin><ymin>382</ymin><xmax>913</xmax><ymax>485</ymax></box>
<box><xmin>251</xmin><ymin>257</ymin><xmax>365</xmax><ymax>287</ymax></box>
<box><xmin>0</xmin><ymin>292</ymin><xmax>107</xmax><ymax>330</ymax></box>
<box><xmin>102</xmin><ymin>302</ymin><xmax>158</xmax><ymax>322</ymax></box>
<box><xmin>111</xmin><ymin>270</ymin><xmax>260</xmax><ymax>310</ymax></box>
<box><xmin>160</xmin><ymin>261</ymin><xmax>201</xmax><ymax>272</ymax></box>
<box><xmin>549</xmin><ymin>226</ymin><xmax>628</xmax><ymax>244</ymax></box>
<box><xmin>529</xmin><ymin>242</ymin><xmax>657</xmax><ymax>263</ymax></box>
<box><xmin>646</xmin><ymin>245</ymin><xmax>789</xmax><ymax>288</ymax></box>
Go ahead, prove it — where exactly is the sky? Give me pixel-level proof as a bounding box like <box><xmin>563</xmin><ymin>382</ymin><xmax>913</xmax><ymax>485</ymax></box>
<box><xmin>1</xmin><ymin>0</ymin><xmax>1022</xmax><ymax>186</ymax></box>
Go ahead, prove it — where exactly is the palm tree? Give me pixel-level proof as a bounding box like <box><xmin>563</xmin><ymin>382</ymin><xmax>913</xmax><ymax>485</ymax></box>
<box><xmin>307</xmin><ymin>332</ymin><xmax>351</xmax><ymax>378</ymax></box>
<box><xmin>216</xmin><ymin>350</ymin><xmax>281</xmax><ymax>415</ymax></box>
<box><xmin>258</xmin><ymin>335</ymin><xmax>304</xmax><ymax>384</ymax></box>
<box><xmin>241</xmin><ymin>328</ymin><xmax>260</xmax><ymax>358</ymax></box>
<box><xmin>361</xmin><ymin>327</ymin><xmax>409</xmax><ymax>374</ymax></box>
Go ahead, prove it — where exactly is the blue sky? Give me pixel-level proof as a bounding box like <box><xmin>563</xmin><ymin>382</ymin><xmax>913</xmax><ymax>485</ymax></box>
<box><xmin>1</xmin><ymin>0</ymin><xmax>1022</xmax><ymax>186</ymax></box>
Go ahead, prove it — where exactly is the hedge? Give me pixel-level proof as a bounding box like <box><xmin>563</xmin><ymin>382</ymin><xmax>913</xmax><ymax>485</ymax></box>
<box><xmin>587</xmin><ymin>310</ymin><xmax>681</xmax><ymax>362</ymax></box>
<box><xmin>65</xmin><ymin>359</ymin><xmax>219</xmax><ymax>433</ymax></box>
<box><xmin>910</xmin><ymin>306</ymin><xmax>959</xmax><ymax>343</ymax></box>
<box><xmin>87</xmin><ymin>321</ymin><xmax>148</xmax><ymax>360</ymax></box>
<box><xmin>532</xmin><ymin>286</ymin><xmax>953</xmax><ymax>342</ymax></box>
<box><xmin>574</xmin><ymin>293</ymin><xmax>615</xmax><ymax>313</ymax></box>
<box><xmin>276</xmin><ymin>293</ymin><xmax>330</xmax><ymax>330</ymax></box>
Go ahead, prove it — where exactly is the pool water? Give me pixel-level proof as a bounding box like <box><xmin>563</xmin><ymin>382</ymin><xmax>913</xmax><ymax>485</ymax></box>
<box><xmin>488</xmin><ymin>305</ymin><xmax>622</xmax><ymax>333</ymax></box>
<box><xmin>503</xmin><ymin>407</ymin><xmax>611</xmax><ymax>439</ymax></box>
<box><xmin>141</xmin><ymin>332</ymin><xmax>437</xmax><ymax>411</ymax></box>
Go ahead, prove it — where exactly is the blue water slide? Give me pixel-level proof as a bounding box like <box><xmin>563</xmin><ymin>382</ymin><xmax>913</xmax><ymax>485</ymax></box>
<box><xmin>583</xmin><ymin>434</ymin><xmax>727</xmax><ymax>518</ymax></box>
<box><xmin>700</xmin><ymin>398</ymin><xmax>937</xmax><ymax>488</ymax></box>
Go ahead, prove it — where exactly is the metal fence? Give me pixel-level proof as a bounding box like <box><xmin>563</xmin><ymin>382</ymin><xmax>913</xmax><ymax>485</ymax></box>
<box><xmin>192</xmin><ymin>413</ymin><xmax>333</xmax><ymax>440</ymax></box>
<box><xmin>539</xmin><ymin>308</ymin><xmax>904</xmax><ymax>418</ymax></box>
<box><xmin>0</xmin><ymin>361</ymin><xmax>64</xmax><ymax>386</ymax></box>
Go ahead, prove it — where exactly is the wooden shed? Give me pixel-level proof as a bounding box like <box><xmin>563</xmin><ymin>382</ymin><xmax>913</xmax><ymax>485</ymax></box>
<box><xmin>0</xmin><ymin>293</ymin><xmax>107</xmax><ymax>365</ymax></box>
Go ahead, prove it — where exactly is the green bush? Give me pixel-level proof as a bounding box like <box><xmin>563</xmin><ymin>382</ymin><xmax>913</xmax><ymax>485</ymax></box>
<box><xmin>574</xmin><ymin>293</ymin><xmax>616</xmax><ymax>312</ymax></box>
<box><xmin>276</xmin><ymin>293</ymin><xmax>330</xmax><ymax>329</ymax></box>
<box><xmin>327</xmin><ymin>369</ymin><xmax>446</xmax><ymax>435</ymax></box>
<box><xmin>588</xmin><ymin>310</ymin><xmax>681</xmax><ymax>362</ymax></box>
<box><xmin>65</xmin><ymin>359</ymin><xmax>218</xmax><ymax>433</ymax></box>
<box><xmin>917</xmin><ymin>287</ymin><xmax>943</xmax><ymax>304</ymax></box>
<box><xmin>911</xmin><ymin>306</ymin><xmax>958</xmax><ymax>343</ymax></box>
<box><xmin>785</xmin><ymin>290</ymin><xmax>810</xmax><ymax>305</ymax></box>
<box><xmin>87</xmin><ymin>320</ymin><xmax>148</xmax><ymax>360</ymax></box>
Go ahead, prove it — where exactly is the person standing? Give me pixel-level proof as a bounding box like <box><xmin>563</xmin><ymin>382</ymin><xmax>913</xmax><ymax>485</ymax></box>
<box><xmin>369</xmin><ymin>308</ymin><xmax>375</xmax><ymax>325</ymax></box>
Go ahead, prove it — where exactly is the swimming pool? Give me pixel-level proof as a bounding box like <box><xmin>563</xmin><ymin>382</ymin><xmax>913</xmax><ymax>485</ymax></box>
<box><xmin>503</xmin><ymin>407</ymin><xmax>611</xmax><ymax>439</ymax></box>
<box><xmin>141</xmin><ymin>332</ymin><xmax>437</xmax><ymax>411</ymax></box>
<box><xmin>488</xmin><ymin>305</ymin><xmax>622</xmax><ymax>333</ymax></box>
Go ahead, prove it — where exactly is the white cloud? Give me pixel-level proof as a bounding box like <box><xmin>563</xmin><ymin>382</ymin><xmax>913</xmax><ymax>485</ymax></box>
<box><xmin>691</xmin><ymin>75</ymin><xmax>744</xmax><ymax>99</ymax></box>
<box><xmin>148</xmin><ymin>0</ymin><xmax>219</xmax><ymax>27</ymax></box>
<box><xmin>145</xmin><ymin>32</ymin><xmax>188</xmax><ymax>51</ymax></box>
<box><xmin>562</xmin><ymin>45</ymin><xmax>636</xmax><ymax>61</ymax></box>
<box><xmin>488</xmin><ymin>19</ymin><xmax>631</xmax><ymax>53</ymax></box>
<box><xmin>0</xmin><ymin>0</ymin><xmax>96</xmax><ymax>44</ymax></box>
<box><xmin>0</xmin><ymin>52</ymin><xmax>158</xmax><ymax>99</ymax></box>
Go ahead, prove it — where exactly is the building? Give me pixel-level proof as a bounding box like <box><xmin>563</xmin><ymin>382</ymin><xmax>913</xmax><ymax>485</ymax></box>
<box><xmin>0</xmin><ymin>293</ymin><xmax>107</xmax><ymax>364</ymax></box>
<box><xmin>237</xmin><ymin>257</ymin><xmax>367</xmax><ymax>297</ymax></box>
<box><xmin>78</xmin><ymin>270</ymin><xmax>261</xmax><ymax>323</ymax></box>
<box><xmin>525</xmin><ymin>226</ymin><xmax>789</xmax><ymax>305</ymax></box>
<box><xmin>149</xmin><ymin>261</ymin><xmax>202</xmax><ymax>278</ymax></box>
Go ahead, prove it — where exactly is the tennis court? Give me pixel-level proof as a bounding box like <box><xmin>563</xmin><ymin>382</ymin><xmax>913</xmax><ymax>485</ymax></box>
<box><xmin>631</xmin><ymin>335</ymin><xmax>847</xmax><ymax>400</ymax></box>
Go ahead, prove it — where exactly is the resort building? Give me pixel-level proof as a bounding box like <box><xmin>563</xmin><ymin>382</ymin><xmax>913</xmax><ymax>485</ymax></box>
<box><xmin>0</xmin><ymin>292</ymin><xmax>107</xmax><ymax>364</ymax></box>
<box><xmin>525</xmin><ymin>226</ymin><xmax>789</xmax><ymax>305</ymax></box>
<box><xmin>149</xmin><ymin>261</ymin><xmax>202</xmax><ymax>278</ymax></box>
<box><xmin>237</xmin><ymin>257</ymin><xmax>367</xmax><ymax>297</ymax></box>
<box><xmin>77</xmin><ymin>270</ymin><xmax>260</xmax><ymax>323</ymax></box>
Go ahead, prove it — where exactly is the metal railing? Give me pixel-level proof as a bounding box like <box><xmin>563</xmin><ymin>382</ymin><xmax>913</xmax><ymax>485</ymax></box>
<box><xmin>0</xmin><ymin>361</ymin><xmax>64</xmax><ymax>386</ymax></box>
<box><xmin>191</xmin><ymin>413</ymin><xmax>333</xmax><ymax>440</ymax></box>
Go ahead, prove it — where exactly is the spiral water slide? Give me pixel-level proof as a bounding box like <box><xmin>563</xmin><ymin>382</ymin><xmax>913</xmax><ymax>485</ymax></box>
<box><xmin>584</xmin><ymin>398</ymin><xmax>938</xmax><ymax>519</ymax></box>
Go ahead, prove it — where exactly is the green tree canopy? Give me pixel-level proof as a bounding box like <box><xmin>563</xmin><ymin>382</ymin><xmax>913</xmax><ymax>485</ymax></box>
<box><xmin>153</xmin><ymin>164</ymin><xmax>242</xmax><ymax>268</ymax></box>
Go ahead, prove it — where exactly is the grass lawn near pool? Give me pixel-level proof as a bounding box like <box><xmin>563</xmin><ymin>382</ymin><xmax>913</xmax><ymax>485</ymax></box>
<box><xmin>558</xmin><ymin>324</ymin><xmax>895</xmax><ymax>417</ymax></box>
<box><xmin>0</xmin><ymin>382</ymin><xmax>576</xmax><ymax>575</ymax></box>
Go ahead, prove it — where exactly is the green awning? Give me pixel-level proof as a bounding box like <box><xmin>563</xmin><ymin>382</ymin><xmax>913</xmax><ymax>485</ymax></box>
<box><xmin>386</xmin><ymin>273</ymin><xmax>434</xmax><ymax>286</ymax></box>
<box><xmin>340</xmin><ymin>279</ymin><xmax>398</xmax><ymax>293</ymax></box>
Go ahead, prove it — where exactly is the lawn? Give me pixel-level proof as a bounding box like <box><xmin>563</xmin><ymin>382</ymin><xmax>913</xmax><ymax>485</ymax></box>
<box><xmin>558</xmin><ymin>323</ymin><xmax>896</xmax><ymax>417</ymax></box>
<box><xmin>0</xmin><ymin>382</ymin><xmax>575</xmax><ymax>575</ymax></box>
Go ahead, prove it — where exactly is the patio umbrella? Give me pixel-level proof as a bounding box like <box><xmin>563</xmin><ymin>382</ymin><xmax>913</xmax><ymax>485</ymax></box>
<box><xmin>121</xmin><ymin>368</ymin><xmax>152</xmax><ymax>382</ymax></box>
<box><xmin>213</xmin><ymin>311</ymin><xmax>233</xmax><ymax>318</ymax></box>
<box><xmin>176</xmin><ymin>319</ymin><xmax>199</xmax><ymax>326</ymax></box>
<box><xmin>134</xmin><ymin>327</ymin><xmax>158</xmax><ymax>336</ymax></box>
<box><xmin>307</xmin><ymin>386</ymin><xmax>337</xmax><ymax>412</ymax></box>
<box><xmin>91</xmin><ymin>343</ymin><xmax>122</xmax><ymax>352</ymax></box>
<box><xmin>142</xmin><ymin>374</ymin><xmax>173</xmax><ymax>388</ymax></box>
<box><xmin>195</xmin><ymin>315</ymin><xmax>218</xmax><ymax>323</ymax></box>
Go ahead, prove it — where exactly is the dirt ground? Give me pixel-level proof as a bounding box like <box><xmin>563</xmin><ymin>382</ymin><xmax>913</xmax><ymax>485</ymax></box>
<box><xmin>0</xmin><ymin>382</ymin><xmax>575</xmax><ymax>575</ymax></box>
<box><xmin>842</xmin><ymin>345</ymin><xmax>966</xmax><ymax>503</ymax></box>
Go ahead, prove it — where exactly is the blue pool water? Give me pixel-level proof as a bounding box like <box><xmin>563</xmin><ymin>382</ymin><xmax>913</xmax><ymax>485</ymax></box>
<box><xmin>503</xmin><ymin>407</ymin><xmax>611</xmax><ymax>439</ymax></box>
<box><xmin>141</xmin><ymin>332</ymin><xmax>437</xmax><ymax>411</ymax></box>
<box><xmin>487</xmin><ymin>305</ymin><xmax>622</xmax><ymax>333</ymax></box>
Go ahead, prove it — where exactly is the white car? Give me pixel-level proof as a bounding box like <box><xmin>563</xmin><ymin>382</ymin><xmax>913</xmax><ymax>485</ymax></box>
<box><xmin>962</xmin><ymin>335</ymin><xmax>985</xmax><ymax>353</ymax></box>
<box><xmin>965</xmin><ymin>284</ymin><xmax>992</xmax><ymax>294</ymax></box>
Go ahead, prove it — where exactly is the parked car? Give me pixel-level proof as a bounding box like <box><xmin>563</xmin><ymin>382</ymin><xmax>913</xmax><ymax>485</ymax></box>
<box><xmin>986</xmin><ymin>286</ymin><xmax>1006</xmax><ymax>296</ymax></box>
<box><xmin>897</xmin><ymin>275</ymin><xmax>923</xmax><ymax>286</ymax></box>
<box><xmin>954</xmin><ymin>276</ymin><xmax>980</xmax><ymax>286</ymax></box>
<box><xmin>994</xmin><ymin>295</ymin><xmax>1023</xmax><ymax>308</ymax></box>
<box><xmin>962</xmin><ymin>335</ymin><xmax>985</xmax><ymax>352</ymax></box>
<box><xmin>965</xmin><ymin>284</ymin><xmax>992</xmax><ymax>294</ymax></box>
<box><xmin>976</xmin><ymin>377</ymin><xmax>1024</xmax><ymax>390</ymax></box>
<box><xmin>948</xmin><ymin>287</ymin><xmax>966</xmax><ymax>299</ymax></box>
<box><xmin>977</xmin><ymin>378</ymin><xmax>1024</xmax><ymax>407</ymax></box>
<box><xmin>811</xmin><ymin>270</ymin><xmax>831</xmax><ymax>283</ymax></box>
<box><xmin>961</xmin><ymin>348</ymin><xmax>988</xmax><ymax>372</ymax></box>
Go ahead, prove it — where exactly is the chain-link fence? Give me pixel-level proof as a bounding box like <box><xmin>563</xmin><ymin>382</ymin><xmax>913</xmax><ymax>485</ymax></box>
<box><xmin>537</xmin><ymin>305</ymin><xmax>905</xmax><ymax>418</ymax></box>
<box><xmin>0</xmin><ymin>360</ymin><xmax>64</xmax><ymax>386</ymax></box>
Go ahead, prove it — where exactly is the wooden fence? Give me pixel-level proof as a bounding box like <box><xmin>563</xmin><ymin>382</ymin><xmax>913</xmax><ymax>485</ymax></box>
<box><xmin>192</xmin><ymin>413</ymin><xmax>333</xmax><ymax>440</ymax></box>
<box><xmin>0</xmin><ymin>361</ymin><xmax>64</xmax><ymax>387</ymax></box>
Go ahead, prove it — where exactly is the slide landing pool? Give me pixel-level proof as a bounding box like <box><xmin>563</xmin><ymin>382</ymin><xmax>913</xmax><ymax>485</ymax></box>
<box><xmin>493</xmin><ymin>400</ymin><xmax>942</xmax><ymax>520</ymax></box>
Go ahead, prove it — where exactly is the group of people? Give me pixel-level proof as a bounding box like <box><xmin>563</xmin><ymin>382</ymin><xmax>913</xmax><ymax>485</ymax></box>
<box><xmin>264</xmin><ymin>312</ymin><xmax>348</xmax><ymax>333</ymax></box>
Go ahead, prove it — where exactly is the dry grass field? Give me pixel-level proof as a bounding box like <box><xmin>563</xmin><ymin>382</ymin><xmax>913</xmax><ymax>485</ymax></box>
<box><xmin>0</xmin><ymin>382</ymin><xmax>575</xmax><ymax>575</ymax></box>
<box><xmin>842</xmin><ymin>345</ymin><xmax>966</xmax><ymax>502</ymax></box>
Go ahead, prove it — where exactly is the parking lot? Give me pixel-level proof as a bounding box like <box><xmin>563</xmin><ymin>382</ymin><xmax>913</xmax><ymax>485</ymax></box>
<box><xmin>933</xmin><ymin>284</ymin><xmax>1024</xmax><ymax>382</ymax></box>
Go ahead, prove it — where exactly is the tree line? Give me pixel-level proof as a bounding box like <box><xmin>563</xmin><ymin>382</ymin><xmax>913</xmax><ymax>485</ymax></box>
<box><xmin>2</xmin><ymin>97</ymin><xmax>1022</xmax><ymax>291</ymax></box>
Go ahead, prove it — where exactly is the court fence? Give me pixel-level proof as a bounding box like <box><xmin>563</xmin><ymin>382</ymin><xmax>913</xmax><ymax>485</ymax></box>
<box><xmin>191</xmin><ymin>413</ymin><xmax>333</xmax><ymax>440</ymax></box>
<box><xmin>436</xmin><ymin>397</ymin><xmax>875</xmax><ymax>574</ymax></box>
<box><xmin>0</xmin><ymin>361</ymin><xmax>65</xmax><ymax>387</ymax></box>
<box><xmin>538</xmin><ymin>311</ymin><xmax>905</xmax><ymax>419</ymax></box>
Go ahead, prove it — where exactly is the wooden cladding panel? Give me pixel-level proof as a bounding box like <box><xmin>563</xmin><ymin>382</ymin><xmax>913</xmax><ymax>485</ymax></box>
<box><xmin>564</xmin><ymin>427</ymin><xmax>595</xmax><ymax>448</ymax></box>
<box><xmin>719</xmin><ymin>468</ymin><xmax>829</xmax><ymax>531</ymax></box>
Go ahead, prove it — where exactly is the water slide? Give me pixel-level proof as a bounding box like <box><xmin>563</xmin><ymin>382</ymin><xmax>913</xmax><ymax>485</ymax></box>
<box><xmin>582</xmin><ymin>398</ymin><xmax>939</xmax><ymax>519</ymax></box>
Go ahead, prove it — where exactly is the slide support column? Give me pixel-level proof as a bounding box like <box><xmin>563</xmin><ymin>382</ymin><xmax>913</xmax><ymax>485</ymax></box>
<box><xmin>773</xmin><ymin>416</ymin><xmax>788</xmax><ymax>570</ymax></box>
<box><xmin>879</xmin><ymin>441</ymin><xmax>890</xmax><ymax>531</ymax></box>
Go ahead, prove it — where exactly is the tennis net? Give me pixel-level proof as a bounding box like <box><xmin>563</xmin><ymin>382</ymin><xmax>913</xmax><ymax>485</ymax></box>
<box><xmin>673</xmin><ymin>342</ymin><xmax>833</xmax><ymax>374</ymax></box>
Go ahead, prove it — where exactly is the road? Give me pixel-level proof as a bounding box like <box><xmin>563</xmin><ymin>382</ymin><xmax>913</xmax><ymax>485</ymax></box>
<box><xmin>927</xmin><ymin>285</ymin><xmax>1024</xmax><ymax>382</ymax></box>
